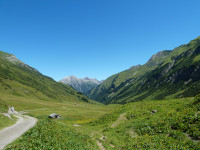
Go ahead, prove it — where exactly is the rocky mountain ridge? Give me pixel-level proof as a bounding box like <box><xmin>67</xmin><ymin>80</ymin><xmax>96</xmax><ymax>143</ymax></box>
<box><xmin>60</xmin><ymin>75</ymin><xmax>102</xmax><ymax>93</ymax></box>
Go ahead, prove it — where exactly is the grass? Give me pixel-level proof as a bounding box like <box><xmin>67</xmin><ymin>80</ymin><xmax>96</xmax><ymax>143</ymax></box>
<box><xmin>83</xmin><ymin>97</ymin><xmax>200</xmax><ymax>149</ymax></box>
<box><xmin>193</xmin><ymin>55</ymin><xmax>200</xmax><ymax>62</ymax></box>
<box><xmin>6</xmin><ymin>118</ymin><xmax>99</xmax><ymax>150</ymax></box>
<box><xmin>0</xmin><ymin>114</ymin><xmax>17</xmax><ymax>130</ymax></box>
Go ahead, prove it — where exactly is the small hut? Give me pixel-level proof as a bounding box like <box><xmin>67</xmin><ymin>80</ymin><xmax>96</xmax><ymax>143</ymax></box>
<box><xmin>49</xmin><ymin>113</ymin><xmax>61</xmax><ymax>119</ymax></box>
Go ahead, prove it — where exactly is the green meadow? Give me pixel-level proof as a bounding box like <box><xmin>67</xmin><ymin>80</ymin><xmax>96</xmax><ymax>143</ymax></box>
<box><xmin>2</xmin><ymin>93</ymin><xmax>199</xmax><ymax>149</ymax></box>
<box><xmin>0</xmin><ymin>93</ymin><xmax>117</xmax><ymax>149</ymax></box>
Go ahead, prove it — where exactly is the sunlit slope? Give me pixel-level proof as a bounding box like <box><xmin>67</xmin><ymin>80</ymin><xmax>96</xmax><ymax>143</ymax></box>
<box><xmin>84</xmin><ymin>96</ymin><xmax>200</xmax><ymax>149</ymax></box>
<box><xmin>89</xmin><ymin>36</ymin><xmax>200</xmax><ymax>104</ymax></box>
<box><xmin>0</xmin><ymin>51</ymin><xmax>91</xmax><ymax>103</ymax></box>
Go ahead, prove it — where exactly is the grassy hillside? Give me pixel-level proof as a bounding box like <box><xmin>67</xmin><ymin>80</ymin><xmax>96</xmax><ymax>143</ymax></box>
<box><xmin>84</xmin><ymin>96</ymin><xmax>200</xmax><ymax>149</ymax></box>
<box><xmin>88</xmin><ymin>36</ymin><xmax>200</xmax><ymax>104</ymax></box>
<box><xmin>0</xmin><ymin>98</ymin><xmax>8</xmax><ymax>113</ymax></box>
<box><xmin>0</xmin><ymin>51</ymin><xmax>92</xmax><ymax>103</ymax></box>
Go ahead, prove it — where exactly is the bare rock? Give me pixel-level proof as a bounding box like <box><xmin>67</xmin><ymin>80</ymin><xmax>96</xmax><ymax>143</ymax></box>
<box><xmin>8</xmin><ymin>106</ymin><xmax>18</xmax><ymax>115</ymax></box>
<box><xmin>152</xmin><ymin>110</ymin><xmax>157</xmax><ymax>113</ymax></box>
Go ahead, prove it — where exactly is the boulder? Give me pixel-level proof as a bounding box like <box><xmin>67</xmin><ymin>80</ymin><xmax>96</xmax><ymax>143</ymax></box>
<box><xmin>8</xmin><ymin>106</ymin><xmax>18</xmax><ymax>115</ymax></box>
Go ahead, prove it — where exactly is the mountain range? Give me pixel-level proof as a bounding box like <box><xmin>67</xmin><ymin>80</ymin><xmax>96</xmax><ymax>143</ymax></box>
<box><xmin>1</xmin><ymin>36</ymin><xmax>200</xmax><ymax>105</ymax></box>
<box><xmin>88</xmin><ymin>36</ymin><xmax>200</xmax><ymax>104</ymax></box>
<box><xmin>60</xmin><ymin>76</ymin><xmax>102</xmax><ymax>93</ymax></box>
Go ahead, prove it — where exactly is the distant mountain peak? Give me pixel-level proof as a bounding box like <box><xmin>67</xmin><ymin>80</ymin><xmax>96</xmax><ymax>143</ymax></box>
<box><xmin>70</xmin><ymin>75</ymin><xmax>77</xmax><ymax>78</ymax></box>
<box><xmin>60</xmin><ymin>75</ymin><xmax>102</xmax><ymax>93</ymax></box>
<box><xmin>84</xmin><ymin>77</ymin><xmax>90</xmax><ymax>80</ymax></box>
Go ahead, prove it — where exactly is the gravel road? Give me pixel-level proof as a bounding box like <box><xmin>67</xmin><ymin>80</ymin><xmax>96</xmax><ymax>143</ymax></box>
<box><xmin>0</xmin><ymin>115</ymin><xmax>37</xmax><ymax>150</ymax></box>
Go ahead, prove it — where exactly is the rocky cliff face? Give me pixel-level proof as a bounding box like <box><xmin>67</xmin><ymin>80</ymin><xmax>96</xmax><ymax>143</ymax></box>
<box><xmin>60</xmin><ymin>76</ymin><xmax>102</xmax><ymax>93</ymax></box>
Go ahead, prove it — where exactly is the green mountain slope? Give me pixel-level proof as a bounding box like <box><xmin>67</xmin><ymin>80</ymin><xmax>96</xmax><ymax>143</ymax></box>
<box><xmin>88</xmin><ymin>36</ymin><xmax>200</xmax><ymax>104</ymax></box>
<box><xmin>0</xmin><ymin>51</ymin><xmax>91</xmax><ymax>103</ymax></box>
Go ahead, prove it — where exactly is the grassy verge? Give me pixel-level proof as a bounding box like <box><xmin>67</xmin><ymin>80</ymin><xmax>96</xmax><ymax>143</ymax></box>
<box><xmin>6</xmin><ymin>118</ymin><xmax>99</xmax><ymax>150</ymax></box>
<box><xmin>0</xmin><ymin>114</ymin><xmax>17</xmax><ymax>130</ymax></box>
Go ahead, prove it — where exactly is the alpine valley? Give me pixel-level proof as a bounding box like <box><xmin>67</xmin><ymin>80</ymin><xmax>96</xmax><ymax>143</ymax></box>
<box><xmin>0</xmin><ymin>36</ymin><xmax>200</xmax><ymax>150</ymax></box>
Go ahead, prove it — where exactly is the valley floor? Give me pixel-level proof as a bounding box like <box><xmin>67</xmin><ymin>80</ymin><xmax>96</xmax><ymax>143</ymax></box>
<box><xmin>1</xmin><ymin>95</ymin><xmax>200</xmax><ymax>150</ymax></box>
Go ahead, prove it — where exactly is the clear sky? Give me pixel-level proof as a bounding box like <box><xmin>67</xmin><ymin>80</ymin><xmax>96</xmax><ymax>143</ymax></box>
<box><xmin>0</xmin><ymin>0</ymin><xmax>200</xmax><ymax>81</ymax></box>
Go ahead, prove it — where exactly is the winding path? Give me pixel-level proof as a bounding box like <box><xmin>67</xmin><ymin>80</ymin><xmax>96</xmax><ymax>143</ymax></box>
<box><xmin>111</xmin><ymin>113</ymin><xmax>127</xmax><ymax>128</ymax></box>
<box><xmin>0</xmin><ymin>115</ymin><xmax>37</xmax><ymax>150</ymax></box>
<box><xmin>91</xmin><ymin>113</ymin><xmax>128</xmax><ymax>150</ymax></box>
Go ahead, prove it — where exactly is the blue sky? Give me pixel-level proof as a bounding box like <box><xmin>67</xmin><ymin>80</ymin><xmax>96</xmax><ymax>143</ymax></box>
<box><xmin>0</xmin><ymin>0</ymin><xmax>200</xmax><ymax>81</ymax></box>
